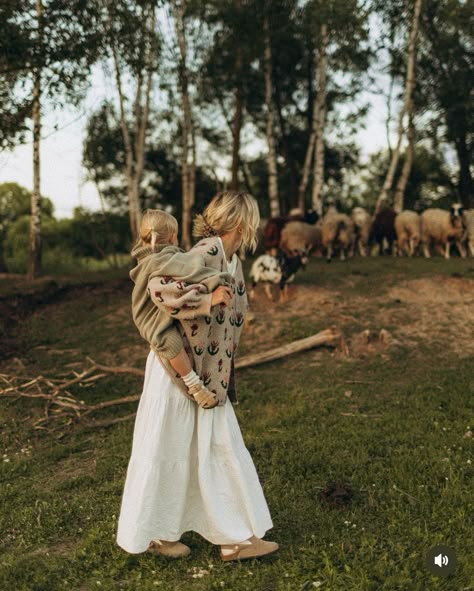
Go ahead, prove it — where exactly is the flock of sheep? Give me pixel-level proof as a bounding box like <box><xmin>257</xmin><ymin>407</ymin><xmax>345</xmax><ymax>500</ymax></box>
<box><xmin>265</xmin><ymin>203</ymin><xmax>474</xmax><ymax>262</ymax></box>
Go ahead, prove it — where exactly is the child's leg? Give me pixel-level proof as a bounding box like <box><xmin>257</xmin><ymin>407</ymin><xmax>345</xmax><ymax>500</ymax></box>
<box><xmin>168</xmin><ymin>347</ymin><xmax>193</xmax><ymax>377</ymax></box>
<box><xmin>168</xmin><ymin>348</ymin><xmax>218</xmax><ymax>409</ymax></box>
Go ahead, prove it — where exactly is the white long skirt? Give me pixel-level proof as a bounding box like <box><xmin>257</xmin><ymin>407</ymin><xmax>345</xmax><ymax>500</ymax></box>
<box><xmin>116</xmin><ymin>350</ymin><xmax>273</xmax><ymax>554</ymax></box>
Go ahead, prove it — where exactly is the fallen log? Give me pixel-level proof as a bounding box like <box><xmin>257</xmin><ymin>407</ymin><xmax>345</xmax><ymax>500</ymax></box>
<box><xmin>235</xmin><ymin>328</ymin><xmax>343</xmax><ymax>370</ymax></box>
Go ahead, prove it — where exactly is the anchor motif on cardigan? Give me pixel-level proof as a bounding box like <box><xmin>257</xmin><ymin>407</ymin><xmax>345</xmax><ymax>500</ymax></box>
<box><xmin>205</xmin><ymin>316</ymin><xmax>212</xmax><ymax>325</ymax></box>
<box><xmin>218</xmin><ymin>359</ymin><xmax>223</xmax><ymax>372</ymax></box>
<box><xmin>160</xmin><ymin>276</ymin><xmax>174</xmax><ymax>284</ymax></box>
<box><xmin>207</xmin><ymin>245</ymin><xmax>219</xmax><ymax>256</ymax></box>
<box><xmin>237</xmin><ymin>281</ymin><xmax>246</xmax><ymax>296</ymax></box>
<box><xmin>220</xmin><ymin>379</ymin><xmax>228</xmax><ymax>389</ymax></box>
<box><xmin>170</xmin><ymin>308</ymin><xmax>180</xmax><ymax>316</ymax></box>
<box><xmin>229</xmin><ymin>314</ymin><xmax>235</xmax><ymax>326</ymax></box>
<box><xmin>207</xmin><ymin>341</ymin><xmax>219</xmax><ymax>355</ymax></box>
<box><xmin>235</xmin><ymin>312</ymin><xmax>244</xmax><ymax>327</ymax></box>
<box><xmin>194</xmin><ymin>343</ymin><xmax>205</xmax><ymax>356</ymax></box>
<box><xmin>225</xmin><ymin>348</ymin><xmax>232</xmax><ymax>358</ymax></box>
<box><xmin>153</xmin><ymin>291</ymin><xmax>164</xmax><ymax>302</ymax></box>
<box><xmin>190</xmin><ymin>323</ymin><xmax>199</xmax><ymax>337</ymax></box>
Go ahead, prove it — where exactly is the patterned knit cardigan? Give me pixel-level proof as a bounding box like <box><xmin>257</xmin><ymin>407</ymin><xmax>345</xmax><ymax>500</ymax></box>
<box><xmin>149</xmin><ymin>236</ymin><xmax>248</xmax><ymax>405</ymax></box>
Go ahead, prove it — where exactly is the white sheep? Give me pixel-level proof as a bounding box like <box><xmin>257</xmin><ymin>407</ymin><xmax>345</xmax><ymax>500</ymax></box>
<box><xmin>351</xmin><ymin>207</ymin><xmax>371</xmax><ymax>256</ymax></box>
<box><xmin>394</xmin><ymin>210</ymin><xmax>421</xmax><ymax>256</ymax></box>
<box><xmin>420</xmin><ymin>204</ymin><xmax>467</xmax><ymax>259</ymax></box>
<box><xmin>462</xmin><ymin>209</ymin><xmax>474</xmax><ymax>257</ymax></box>
<box><xmin>321</xmin><ymin>207</ymin><xmax>355</xmax><ymax>262</ymax></box>
<box><xmin>279</xmin><ymin>220</ymin><xmax>322</xmax><ymax>255</ymax></box>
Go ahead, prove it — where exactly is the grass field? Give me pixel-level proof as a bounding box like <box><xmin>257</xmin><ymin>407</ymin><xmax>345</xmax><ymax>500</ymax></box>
<box><xmin>1</xmin><ymin>256</ymin><xmax>473</xmax><ymax>591</ymax></box>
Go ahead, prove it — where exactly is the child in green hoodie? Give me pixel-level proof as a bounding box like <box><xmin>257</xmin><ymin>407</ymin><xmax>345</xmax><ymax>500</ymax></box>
<box><xmin>130</xmin><ymin>209</ymin><xmax>233</xmax><ymax>409</ymax></box>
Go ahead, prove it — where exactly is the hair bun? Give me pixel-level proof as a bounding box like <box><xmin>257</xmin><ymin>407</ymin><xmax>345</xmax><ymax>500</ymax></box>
<box><xmin>202</xmin><ymin>219</ymin><xmax>218</xmax><ymax>238</ymax></box>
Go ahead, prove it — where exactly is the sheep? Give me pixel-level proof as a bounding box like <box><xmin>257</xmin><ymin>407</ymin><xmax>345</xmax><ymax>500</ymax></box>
<box><xmin>394</xmin><ymin>210</ymin><xmax>421</xmax><ymax>256</ymax></box>
<box><xmin>462</xmin><ymin>209</ymin><xmax>474</xmax><ymax>257</ymax></box>
<box><xmin>369</xmin><ymin>208</ymin><xmax>397</xmax><ymax>255</ymax></box>
<box><xmin>320</xmin><ymin>206</ymin><xmax>355</xmax><ymax>262</ymax></box>
<box><xmin>420</xmin><ymin>203</ymin><xmax>467</xmax><ymax>259</ymax></box>
<box><xmin>279</xmin><ymin>219</ymin><xmax>322</xmax><ymax>256</ymax></box>
<box><xmin>263</xmin><ymin>209</ymin><xmax>318</xmax><ymax>255</ymax></box>
<box><xmin>249</xmin><ymin>248</ymin><xmax>309</xmax><ymax>303</ymax></box>
<box><xmin>351</xmin><ymin>207</ymin><xmax>371</xmax><ymax>257</ymax></box>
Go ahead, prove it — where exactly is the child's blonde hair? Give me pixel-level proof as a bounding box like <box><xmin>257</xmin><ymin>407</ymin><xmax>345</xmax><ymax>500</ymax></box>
<box><xmin>136</xmin><ymin>209</ymin><xmax>178</xmax><ymax>249</ymax></box>
<box><xmin>193</xmin><ymin>191</ymin><xmax>260</xmax><ymax>254</ymax></box>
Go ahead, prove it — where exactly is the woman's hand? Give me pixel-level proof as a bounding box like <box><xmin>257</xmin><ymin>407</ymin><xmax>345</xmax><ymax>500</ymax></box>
<box><xmin>211</xmin><ymin>286</ymin><xmax>233</xmax><ymax>307</ymax></box>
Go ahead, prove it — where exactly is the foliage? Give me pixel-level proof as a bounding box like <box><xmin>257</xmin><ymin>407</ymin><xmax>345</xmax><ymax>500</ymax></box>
<box><xmin>360</xmin><ymin>146</ymin><xmax>457</xmax><ymax>211</ymax></box>
<box><xmin>0</xmin><ymin>0</ymin><xmax>102</xmax><ymax>149</ymax></box>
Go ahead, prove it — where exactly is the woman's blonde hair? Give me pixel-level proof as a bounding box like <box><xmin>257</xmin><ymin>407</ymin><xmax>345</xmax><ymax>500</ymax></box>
<box><xmin>136</xmin><ymin>209</ymin><xmax>178</xmax><ymax>249</ymax></box>
<box><xmin>193</xmin><ymin>191</ymin><xmax>260</xmax><ymax>254</ymax></box>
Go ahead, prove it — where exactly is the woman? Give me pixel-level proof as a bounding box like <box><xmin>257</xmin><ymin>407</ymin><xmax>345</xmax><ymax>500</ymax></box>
<box><xmin>116</xmin><ymin>191</ymin><xmax>277</xmax><ymax>561</ymax></box>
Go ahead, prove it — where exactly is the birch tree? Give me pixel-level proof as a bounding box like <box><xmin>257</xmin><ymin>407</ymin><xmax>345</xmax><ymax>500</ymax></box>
<box><xmin>263</xmin><ymin>5</ymin><xmax>280</xmax><ymax>217</ymax></box>
<box><xmin>393</xmin><ymin>107</ymin><xmax>415</xmax><ymax>212</ymax></box>
<box><xmin>310</xmin><ymin>23</ymin><xmax>328</xmax><ymax>217</ymax></box>
<box><xmin>171</xmin><ymin>0</ymin><xmax>196</xmax><ymax>249</ymax></box>
<box><xmin>103</xmin><ymin>0</ymin><xmax>157</xmax><ymax>243</ymax></box>
<box><xmin>1</xmin><ymin>1</ymin><xmax>101</xmax><ymax>279</ymax></box>
<box><xmin>28</xmin><ymin>0</ymin><xmax>43</xmax><ymax>279</ymax></box>
<box><xmin>374</xmin><ymin>0</ymin><xmax>422</xmax><ymax>214</ymax></box>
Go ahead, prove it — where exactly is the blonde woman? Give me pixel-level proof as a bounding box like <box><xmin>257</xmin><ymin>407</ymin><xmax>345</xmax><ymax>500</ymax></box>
<box><xmin>117</xmin><ymin>192</ymin><xmax>278</xmax><ymax>561</ymax></box>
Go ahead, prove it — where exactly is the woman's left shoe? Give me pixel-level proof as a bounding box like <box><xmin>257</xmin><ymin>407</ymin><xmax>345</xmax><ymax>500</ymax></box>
<box><xmin>148</xmin><ymin>539</ymin><xmax>191</xmax><ymax>558</ymax></box>
<box><xmin>219</xmin><ymin>536</ymin><xmax>279</xmax><ymax>561</ymax></box>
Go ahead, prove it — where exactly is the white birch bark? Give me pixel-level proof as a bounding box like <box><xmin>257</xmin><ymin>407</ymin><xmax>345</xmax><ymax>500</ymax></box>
<box><xmin>298</xmin><ymin>96</ymin><xmax>318</xmax><ymax>211</ymax></box>
<box><xmin>263</xmin><ymin>10</ymin><xmax>280</xmax><ymax>217</ymax></box>
<box><xmin>311</xmin><ymin>23</ymin><xmax>328</xmax><ymax>217</ymax></box>
<box><xmin>107</xmin><ymin>2</ymin><xmax>156</xmax><ymax>243</ymax></box>
<box><xmin>28</xmin><ymin>0</ymin><xmax>42</xmax><ymax>280</ymax></box>
<box><xmin>393</xmin><ymin>106</ymin><xmax>415</xmax><ymax>212</ymax></box>
<box><xmin>374</xmin><ymin>0</ymin><xmax>422</xmax><ymax>215</ymax></box>
<box><xmin>172</xmin><ymin>0</ymin><xmax>195</xmax><ymax>249</ymax></box>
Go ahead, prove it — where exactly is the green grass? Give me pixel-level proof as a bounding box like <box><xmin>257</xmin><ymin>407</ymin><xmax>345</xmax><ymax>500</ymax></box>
<box><xmin>1</xmin><ymin>258</ymin><xmax>473</xmax><ymax>591</ymax></box>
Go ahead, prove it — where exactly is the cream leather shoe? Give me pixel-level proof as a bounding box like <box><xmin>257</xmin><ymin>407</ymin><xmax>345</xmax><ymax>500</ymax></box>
<box><xmin>219</xmin><ymin>536</ymin><xmax>279</xmax><ymax>561</ymax></box>
<box><xmin>148</xmin><ymin>539</ymin><xmax>191</xmax><ymax>558</ymax></box>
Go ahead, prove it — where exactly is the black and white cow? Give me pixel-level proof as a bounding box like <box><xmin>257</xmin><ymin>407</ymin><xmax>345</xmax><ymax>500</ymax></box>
<box><xmin>249</xmin><ymin>248</ymin><xmax>309</xmax><ymax>302</ymax></box>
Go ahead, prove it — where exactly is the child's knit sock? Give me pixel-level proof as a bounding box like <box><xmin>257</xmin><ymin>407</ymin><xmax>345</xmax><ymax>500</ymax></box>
<box><xmin>182</xmin><ymin>370</ymin><xmax>200</xmax><ymax>390</ymax></box>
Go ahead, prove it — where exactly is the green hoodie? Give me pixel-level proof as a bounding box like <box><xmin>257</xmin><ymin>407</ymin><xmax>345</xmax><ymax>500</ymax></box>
<box><xmin>130</xmin><ymin>243</ymin><xmax>232</xmax><ymax>360</ymax></box>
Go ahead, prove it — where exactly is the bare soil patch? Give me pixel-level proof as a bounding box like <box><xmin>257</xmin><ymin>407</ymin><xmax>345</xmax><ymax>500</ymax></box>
<box><xmin>245</xmin><ymin>276</ymin><xmax>474</xmax><ymax>358</ymax></box>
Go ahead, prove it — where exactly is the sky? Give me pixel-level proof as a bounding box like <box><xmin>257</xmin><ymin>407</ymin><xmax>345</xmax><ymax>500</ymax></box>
<box><xmin>0</xmin><ymin>64</ymin><xmax>393</xmax><ymax>220</ymax></box>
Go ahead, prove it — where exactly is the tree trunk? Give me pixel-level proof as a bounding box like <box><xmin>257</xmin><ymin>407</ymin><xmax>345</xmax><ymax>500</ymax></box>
<box><xmin>28</xmin><ymin>0</ymin><xmax>42</xmax><ymax>280</ymax></box>
<box><xmin>274</xmin><ymin>77</ymin><xmax>299</xmax><ymax>211</ymax></box>
<box><xmin>374</xmin><ymin>0</ymin><xmax>422</xmax><ymax>215</ymax></box>
<box><xmin>107</xmin><ymin>2</ymin><xmax>156</xmax><ymax>243</ymax></box>
<box><xmin>111</xmin><ymin>42</ymin><xmax>138</xmax><ymax>242</ymax></box>
<box><xmin>132</xmin><ymin>5</ymin><xmax>156</xmax><ymax>238</ymax></box>
<box><xmin>231</xmin><ymin>45</ymin><xmax>243</xmax><ymax>190</ymax></box>
<box><xmin>454</xmin><ymin>133</ymin><xmax>473</xmax><ymax>209</ymax></box>
<box><xmin>298</xmin><ymin>63</ymin><xmax>320</xmax><ymax>211</ymax></box>
<box><xmin>393</xmin><ymin>106</ymin><xmax>415</xmax><ymax>213</ymax></box>
<box><xmin>173</xmin><ymin>0</ymin><xmax>195</xmax><ymax>249</ymax></box>
<box><xmin>311</xmin><ymin>23</ymin><xmax>328</xmax><ymax>217</ymax></box>
<box><xmin>263</xmin><ymin>9</ymin><xmax>279</xmax><ymax>218</ymax></box>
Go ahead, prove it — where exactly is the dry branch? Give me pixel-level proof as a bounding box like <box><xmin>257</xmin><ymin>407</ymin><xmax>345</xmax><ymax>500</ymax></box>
<box><xmin>235</xmin><ymin>328</ymin><xmax>342</xmax><ymax>369</ymax></box>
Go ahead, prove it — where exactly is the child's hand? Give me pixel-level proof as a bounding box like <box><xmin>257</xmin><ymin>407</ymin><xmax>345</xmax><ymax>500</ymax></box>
<box><xmin>211</xmin><ymin>286</ymin><xmax>233</xmax><ymax>307</ymax></box>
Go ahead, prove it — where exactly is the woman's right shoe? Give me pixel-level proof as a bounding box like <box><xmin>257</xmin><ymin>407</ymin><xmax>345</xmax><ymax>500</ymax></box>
<box><xmin>219</xmin><ymin>536</ymin><xmax>279</xmax><ymax>561</ymax></box>
<box><xmin>148</xmin><ymin>539</ymin><xmax>191</xmax><ymax>558</ymax></box>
